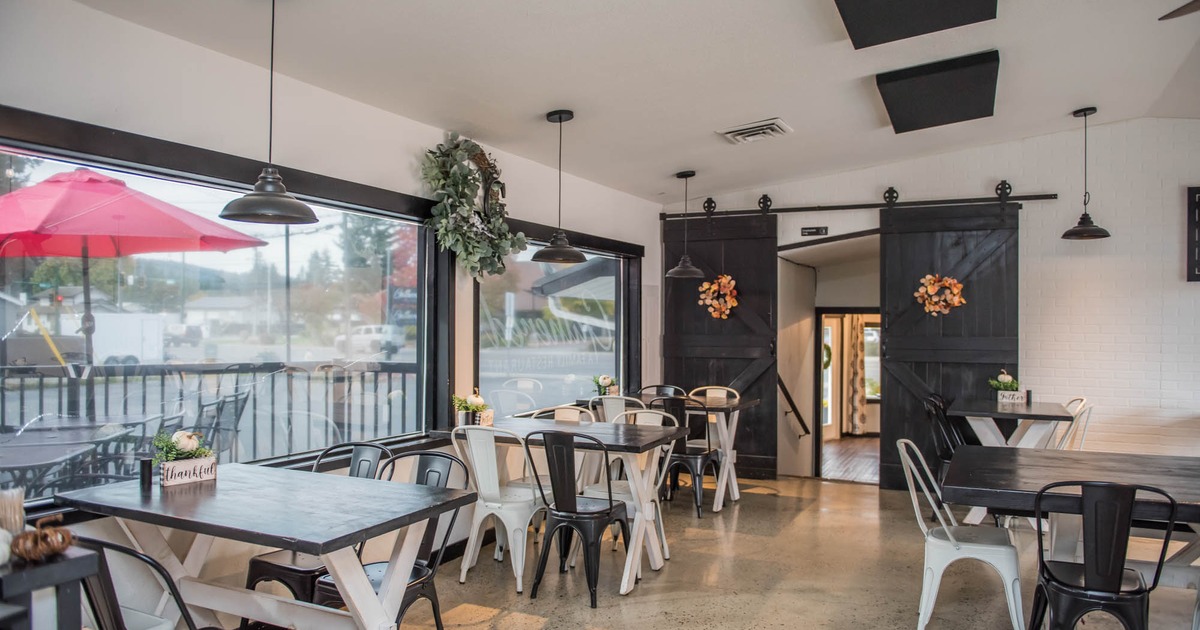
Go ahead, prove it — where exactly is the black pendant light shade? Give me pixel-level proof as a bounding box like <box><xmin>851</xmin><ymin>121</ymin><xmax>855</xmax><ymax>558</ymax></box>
<box><xmin>666</xmin><ymin>170</ymin><xmax>706</xmax><ymax>279</ymax></box>
<box><xmin>1062</xmin><ymin>106</ymin><xmax>1108</xmax><ymax>240</ymax></box>
<box><xmin>531</xmin><ymin>109</ymin><xmax>585</xmax><ymax>264</ymax></box>
<box><xmin>220</xmin><ymin>0</ymin><xmax>317</xmax><ymax>225</ymax></box>
<box><xmin>220</xmin><ymin>167</ymin><xmax>317</xmax><ymax>224</ymax></box>
<box><xmin>532</xmin><ymin>230</ymin><xmax>587</xmax><ymax>263</ymax></box>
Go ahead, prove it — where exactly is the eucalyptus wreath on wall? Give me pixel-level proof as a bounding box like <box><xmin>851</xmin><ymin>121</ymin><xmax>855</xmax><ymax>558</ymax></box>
<box><xmin>420</xmin><ymin>133</ymin><xmax>527</xmax><ymax>278</ymax></box>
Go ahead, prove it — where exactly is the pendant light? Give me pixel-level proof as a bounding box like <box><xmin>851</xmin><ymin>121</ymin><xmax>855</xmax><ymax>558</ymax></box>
<box><xmin>1061</xmin><ymin>106</ymin><xmax>1109</xmax><ymax>240</ymax></box>
<box><xmin>531</xmin><ymin>110</ymin><xmax>586</xmax><ymax>264</ymax></box>
<box><xmin>220</xmin><ymin>0</ymin><xmax>317</xmax><ymax>225</ymax></box>
<box><xmin>665</xmin><ymin>170</ymin><xmax>705</xmax><ymax>279</ymax></box>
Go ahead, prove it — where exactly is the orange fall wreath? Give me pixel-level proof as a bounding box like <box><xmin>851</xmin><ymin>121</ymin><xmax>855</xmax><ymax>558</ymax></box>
<box><xmin>698</xmin><ymin>274</ymin><xmax>738</xmax><ymax>319</ymax></box>
<box><xmin>914</xmin><ymin>274</ymin><xmax>966</xmax><ymax>316</ymax></box>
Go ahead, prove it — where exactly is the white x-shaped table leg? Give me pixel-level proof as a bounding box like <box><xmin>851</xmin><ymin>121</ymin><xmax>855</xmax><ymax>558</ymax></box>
<box><xmin>618</xmin><ymin>448</ymin><xmax>666</xmax><ymax>595</ymax></box>
<box><xmin>712</xmin><ymin>410</ymin><xmax>741</xmax><ymax>512</ymax></box>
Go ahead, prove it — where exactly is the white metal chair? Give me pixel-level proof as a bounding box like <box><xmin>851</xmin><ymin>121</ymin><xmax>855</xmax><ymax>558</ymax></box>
<box><xmin>452</xmin><ymin>426</ymin><xmax>545</xmax><ymax>593</ymax></box>
<box><xmin>517</xmin><ymin>405</ymin><xmax>596</xmax><ymax>423</ymax></box>
<box><xmin>1054</xmin><ymin>397</ymin><xmax>1093</xmax><ymax>451</ymax></box>
<box><xmin>488</xmin><ymin>389</ymin><xmax>538</xmax><ymax>419</ymax></box>
<box><xmin>897</xmin><ymin>439</ymin><xmax>1025</xmax><ymax>630</ymax></box>
<box><xmin>587</xmin><ymin>395</ymin><xmax>645</xmax><ymax>423</ymax></box>
<box><xmin>502</xmin><ymin>377</ymin><xmax>544</xmax><ymax>392</ymax></box>
<box><xmin>582</xmin><ymin>409</ymin><xmax>678</xmax><ymax>560</ymax></box>
<box><xmin>688</xmin><ymin>386</ymin><xmax>742</xmax><ymax>511</ymax></box>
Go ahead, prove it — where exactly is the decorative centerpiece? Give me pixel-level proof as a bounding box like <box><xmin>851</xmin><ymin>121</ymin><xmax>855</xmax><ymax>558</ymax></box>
<box><xmin>453</xmin><ymin>389</ymin><xmax>493</xmax><ymax>426</ymax></box>
<box><xmin>914</xmin><ymin>274</ymin><xmax>966</xmax><ymax>316</ymax></box>
<box><xmin>10</xmin><ymin>515</ymin><xmax>73</xmax><ymax>564</ymax></box>
<box><xmin>988</xmin><ymin>369</ymin><xmax>1025</xmax><ymax>403</ymax></box>
<box><xmin>698</xmin><ymin>274</ymin><xmax>738</xmax><ymax>319</ymax></box>
<box><xmin>153</xmin><ymin>431</ymin><xmax>217</xmax><ymax>486</ymax></box>
<box><xmin>420</xmin><ymin>133</ymin><xmax>527</xmax><ymax>278</ymax></box>
<box><xmin>592</xmin><ymin>374</ymin><xmax>619</xmax><ymax>396</ymax></box>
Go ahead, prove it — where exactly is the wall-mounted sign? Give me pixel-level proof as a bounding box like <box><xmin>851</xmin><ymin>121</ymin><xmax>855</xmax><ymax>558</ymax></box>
<box><xmin>801</xmin><ymin>227</ymin><xmax>829</xmax><ymax>236</ymax></box>
<box><xmin>1189</xmin><ymin>187</ymin><xmax>1199</xmax><ymax>282</ymax></box>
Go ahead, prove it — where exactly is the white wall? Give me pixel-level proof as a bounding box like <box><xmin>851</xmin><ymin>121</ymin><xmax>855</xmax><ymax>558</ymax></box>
<box><xmin>0</xmin><ymin>0</ymin><xmax>664</xmax><ymax>397</ymax></box>
<box><xmin>712</xmin><ymin>117</ymin><xmax>1200</xmax><ymax>456</ymax></box>
<box><xmin>815</xmin><ymin>257</ymin><xmax>880</xmax><ymax>307</ymax></box>
<box><xmin>776</xmin><ymin>260</ymin><xmax>816</xmax><ymax>476</ymax></box>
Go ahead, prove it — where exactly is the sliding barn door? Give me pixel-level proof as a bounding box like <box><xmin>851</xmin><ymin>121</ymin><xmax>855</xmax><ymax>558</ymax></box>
<box><xmin>663</xmin><ymin>215</ymin><xmax>778</xmax><ymax>478</ymax></box>
<box><xmin>879</xmin><ymin>203</ymin><xmax>1019</xmax><ymax>489</ymax></box>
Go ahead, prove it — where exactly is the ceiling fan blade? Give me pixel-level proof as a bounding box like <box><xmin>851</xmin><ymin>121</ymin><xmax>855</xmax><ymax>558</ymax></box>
<box><xmin>1160</xmin><ymin>0</ymin><xmax>1200</xmax><ymax>20</ymax></box>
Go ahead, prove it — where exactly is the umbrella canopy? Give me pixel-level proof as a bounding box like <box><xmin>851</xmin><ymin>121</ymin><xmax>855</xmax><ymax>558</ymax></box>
<box><xmin>0</xmin><ymin>168</ymin><xmax>267</xmax><ymax>257</ymax></box>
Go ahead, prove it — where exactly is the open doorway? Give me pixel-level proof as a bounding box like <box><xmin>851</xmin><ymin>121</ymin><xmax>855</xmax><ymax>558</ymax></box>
<box><xmin>814</xmin><ymin>307</ymin><xmax>880</xmax><ymax>484</ymax></box>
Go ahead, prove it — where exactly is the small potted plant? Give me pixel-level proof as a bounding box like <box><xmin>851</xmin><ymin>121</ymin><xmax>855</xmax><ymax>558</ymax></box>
<box><xmin>988</xmin><ymin>369</ymin><xmax>1025</xmax><ymax>404</ymax></box>
<box><xmin>152</xmin><ymin>430</ymin><xmax>216</xmax><ymax>486</ymax></box>
<box><xmin>592</xmin><ymin>374</ymin><xmax>619</xmax><ymax>396</ymax></box>
<box><xmin>453</xmin><ymin>388</ymin><xmax>493</xmax><ymax>426</ymax></box>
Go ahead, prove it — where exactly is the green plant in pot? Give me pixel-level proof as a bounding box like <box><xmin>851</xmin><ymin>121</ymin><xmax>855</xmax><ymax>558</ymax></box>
<box><xmin>453</xmin><ymin>388</ymin><xmax>493</xmax><ymax>426</ymax></box>
<box><xmin>421</xmin><ymin>133</ymin><xmax>527</xmax><ymax>279</ymax></box>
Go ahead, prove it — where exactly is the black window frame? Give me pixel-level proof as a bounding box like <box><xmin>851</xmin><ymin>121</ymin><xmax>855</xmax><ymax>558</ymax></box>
<box><xmin>472</xmin><ymin>219</ymin><xmax>644</xmax><ymax>404</ymax></box>
<box><xmin>0</xmin><ymin>104</ymin><xmax>455</xmax><ymax>516</ymax></box>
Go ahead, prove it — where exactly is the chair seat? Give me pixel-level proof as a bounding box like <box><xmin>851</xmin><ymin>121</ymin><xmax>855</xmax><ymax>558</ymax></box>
<box><xmin>551</xmin><ymin>495</ymin><xmax>622</xmax><ymax>516</ymax></box>
<box><xmin>250</xmin><ymin>550</ymin><xmax>327</xmax><ymax>574</ymax></box>
<box><xmin>581</xmin><ymin>480</ymin><xmax>635</xmax><ymax>503</ymax></box>
<box><xmin>315</xmin><ymin>560</ymin><xmax>432</xmax><ymax>594</ymax></box>
<box><xmin>1043</xmin><ymin>561</ymin><xmax>1146</xmax><ymax>594</ymax></box>
<box><xmin>929</xmin><ymin>525</ymin><xmax>1016</xmax><ymax>550</ymax></box>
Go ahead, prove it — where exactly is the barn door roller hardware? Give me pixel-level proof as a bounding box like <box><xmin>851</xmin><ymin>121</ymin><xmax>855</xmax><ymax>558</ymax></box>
<box><xmin>659</xmin><ymin>181</ymin><xmax>1056</xmax><ymax>220</ymax></box>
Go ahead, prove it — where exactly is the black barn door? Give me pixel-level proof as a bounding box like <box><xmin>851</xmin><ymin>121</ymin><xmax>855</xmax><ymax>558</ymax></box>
<box><xmin>663</xmin><ymin>215</ymin><xmax>778</xmax><ymax>478</ymax></box>
<box><xmin>879</xmin><ymin>203</ymin><xmax>1019</xmax><ymax>489</ymax></box>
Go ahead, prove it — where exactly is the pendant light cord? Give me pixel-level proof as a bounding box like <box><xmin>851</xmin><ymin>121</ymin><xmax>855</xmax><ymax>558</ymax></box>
<box><xmin>682</xmin><ymin>177</ymin><xmax>689</xmax><ymax>251</ymax></box>
<box><xmin>267</xmin><ymin>0</ymin><xmax>276</xmax><ymax>166</ymax></box>
<box><xmin>557</xmin><ymin>120</ymin><xmax>563</xmax><ymax>229</ymax></box>
<box><xmin>1082</xmin><ymin>111</ymin><xmax>1089</xmax><ymax>210</ymax></box>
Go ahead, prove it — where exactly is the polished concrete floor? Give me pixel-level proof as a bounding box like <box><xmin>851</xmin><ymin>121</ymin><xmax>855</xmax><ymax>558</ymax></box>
<box><xmin>402</xmin><ymin>477</ymin><xmax>1197</xmax><ymax>629</ymax></box>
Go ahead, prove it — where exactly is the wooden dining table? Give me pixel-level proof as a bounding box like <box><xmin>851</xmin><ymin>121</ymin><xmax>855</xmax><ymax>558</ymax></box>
<box><xmin>57</xmin><ymin>463</ymin><xmax>475</xmax><ymax>630</ymax></box>
<box><xmin>942</xmin><ymin>445</ymin><xmax>1200</xmax><ymax>627</ymax></box>
<box><xmin>576</xmin><ymin>393</ymin><xmax>760</xmax><ymax>512</ymax></box>
<box><xmin>435</xmin><ymin>416</ymin><xmax>688</xmax><ymax>595</ymax></box>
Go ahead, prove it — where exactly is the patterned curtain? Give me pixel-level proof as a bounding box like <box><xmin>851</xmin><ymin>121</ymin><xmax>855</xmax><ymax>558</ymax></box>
<box><xmin>844</xmin><ymin>314</ymin><xmax>868</xmax><ymax>435</ymax></box>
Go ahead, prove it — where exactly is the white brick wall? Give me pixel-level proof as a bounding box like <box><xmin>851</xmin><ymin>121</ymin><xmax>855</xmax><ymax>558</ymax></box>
<box><xmin>710</xmin><ymin>117</ymin><xmax>1200</xmax><ymax>456</ymax></box>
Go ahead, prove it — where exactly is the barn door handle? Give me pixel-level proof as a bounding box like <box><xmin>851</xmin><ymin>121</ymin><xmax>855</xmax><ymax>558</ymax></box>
<box><xmin>769</xmin><ymin>340</ymin><xmax>776</xmax><ymax>357</ymax></box>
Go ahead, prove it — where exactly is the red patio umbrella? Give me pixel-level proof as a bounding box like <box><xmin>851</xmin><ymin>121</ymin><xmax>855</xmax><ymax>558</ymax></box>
<box><xmin>0</xmin><ymin>167</ymin><xmax>267</xmax><ymax>365</ymax></box>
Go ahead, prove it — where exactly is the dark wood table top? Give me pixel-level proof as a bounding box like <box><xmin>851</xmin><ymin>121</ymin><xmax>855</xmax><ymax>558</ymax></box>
<box><xmin>433</xmin><ymin>417</ymin><xmax>689</xmax><ymax>454</ymax></box>
<box><xmin>947</xmin><ymin>399</ymin><xmax>1073</xmax><ymax>422</ymax></box>
<box><xmin>56</xmin><ymin>463</ymin><xmax>476</xmax><ymax>555</ymax></box>
<box><xmin>0</xmin><ymin>443</ymin><xmax>95</xmax><ymax>470</ymax></box>
<box><xmin>0</xmin><ymin>413</ymin><xmax>161</xmax><ymax>433</ymax></box>
<box><xmin>943</xmin><ymin>445</ymin><xmax>1200</xmax><ymax>522</ymax></box>
<box><xmin>0</xmin><ymin>546</ymin><xmax>98</xmax><ymax>599</ymax></box>
<box><xmin>575</xmin><ymin>394</ymin><xmax>761</xmax><ymax>414</ymax></box>
<box><xmin>0</xmin><ymin>426</ymin><xmax>133</xmax><ymax>447</ymax></box>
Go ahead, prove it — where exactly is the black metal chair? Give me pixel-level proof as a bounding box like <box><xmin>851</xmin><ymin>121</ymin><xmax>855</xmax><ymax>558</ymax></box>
<box><xmin>240</xmin><ymin>442</ymin><xmax>393</xmax><ymax>629</ymax></box>
<box><xmin>921</xmin><ymin>393</ymin><xmax>963</xmax><ymax>485</ymax></box>
<box><xmin>637</xmin><ymin>384</ymin><xmax>687</xmax><ymax>398</ymax></box>
<box><xmin>75</xmin><ymin>536</ymin><xmax>222</xmax><ymax>630</ymax></box>
<box><xmin>654</xmin><ymin>396</ymin><xmax>719</xmax><ymax>517</ymax></box>
<box><xmin>196</xmin><ymin>389</ymin><xmax>250</xmax><ymax>463</ymax></box>
<box><xmin>1029</xmin><ymin>481</ymin><xmax>1179</xmax><ymax>630</ymax></box>
<box><xmin>311</xmin><ymin>450</ymin><xmax>468</xmax><ymax>630</ymax></box>
<box><xmin>526</xmin><ymin>430</ymin><xmax>630</xmax><ymax>608</ymax></box>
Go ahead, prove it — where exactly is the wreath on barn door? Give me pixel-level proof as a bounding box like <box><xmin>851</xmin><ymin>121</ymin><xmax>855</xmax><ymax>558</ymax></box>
<box><xmin>698</xmin><ymin>274</ymin><xmax>739</xmax><ymax>319</ymax></box>
<box><xmin>914</xmin><ymin>274</ymin><xmax>966</xmax><ymax>316</ymax></box>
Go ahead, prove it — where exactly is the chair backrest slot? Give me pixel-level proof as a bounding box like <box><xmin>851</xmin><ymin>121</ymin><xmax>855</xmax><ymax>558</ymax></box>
<box><xmin>896</xmin><ymin>439</ymin><xmax>958</xmax><ymax>546</ymax></box>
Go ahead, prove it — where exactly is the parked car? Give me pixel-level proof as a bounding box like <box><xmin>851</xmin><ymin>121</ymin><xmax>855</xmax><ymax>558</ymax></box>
<box><xmin>166</xmin><ymin>324</ymin><xmax>204</xmax><ymax>347</ymax></box>
<box><xmin>333</xmin><ymin>324</ymin><xmax>406</xmax><ymax>356</ymax></box>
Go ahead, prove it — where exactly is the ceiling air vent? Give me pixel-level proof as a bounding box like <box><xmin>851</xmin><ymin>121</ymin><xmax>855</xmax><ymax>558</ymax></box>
<box><xmin>718</xmin><ymin>118</ymin><xmax>793</xmax><ymax>145</ymax></box>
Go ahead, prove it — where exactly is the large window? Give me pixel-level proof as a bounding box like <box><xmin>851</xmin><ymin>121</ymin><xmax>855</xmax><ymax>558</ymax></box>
<box><xmin>0</xmin><ymin>148</ymin><xmax>429</xmax><ymax>500</ymax></box>
<box><xmin>477</xmin><ymin>249</ymin><xmax>624</xmax><ymax>416</ymax></box>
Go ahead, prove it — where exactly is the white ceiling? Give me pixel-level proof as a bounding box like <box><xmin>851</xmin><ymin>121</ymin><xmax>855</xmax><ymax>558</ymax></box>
<box><xmin>77</xmin><ymin>0</ymin><xmax>1200</xmax><ymax>202</ymax></box>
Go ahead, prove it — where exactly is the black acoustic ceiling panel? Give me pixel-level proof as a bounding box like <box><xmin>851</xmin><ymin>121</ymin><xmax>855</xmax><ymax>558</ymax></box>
<box><xmin>835</xmin><ymin>0</ymin><xmax>997</xmax><ymax>49</ymax></box>
<box><xmin>876</xmin><ymin>50</ymin><xmax>999</xmax><ymax>134</ymax></box>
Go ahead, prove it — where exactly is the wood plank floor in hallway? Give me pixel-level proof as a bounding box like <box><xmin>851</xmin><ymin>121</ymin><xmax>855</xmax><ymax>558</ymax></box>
<box><xmin>821</xmin><ymin>435</ymin><xmax>880</xmax><ymax>484</ymax></box>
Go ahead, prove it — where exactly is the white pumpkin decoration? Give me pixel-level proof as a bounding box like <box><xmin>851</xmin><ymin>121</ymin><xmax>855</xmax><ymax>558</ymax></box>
<box><xmin>997</xmin><ymin>369</ymin><xmax>1014</xmax><ymax>384</ymax></box>
<box><xmin>466</xmin><ymin>388</ymin><xmax>486</xmax><ymax>407</ymax></box>
<box><xmin>171</xmin><ymin>430</ymin><xmax>202</xmax><ymax>452</ymax></box>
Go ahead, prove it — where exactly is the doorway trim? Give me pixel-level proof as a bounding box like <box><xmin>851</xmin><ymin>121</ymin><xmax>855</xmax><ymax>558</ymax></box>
<box><xmin>812</xmin><ymin>305</ymin><xmax>881</xmax><ymax>477</ymax></box>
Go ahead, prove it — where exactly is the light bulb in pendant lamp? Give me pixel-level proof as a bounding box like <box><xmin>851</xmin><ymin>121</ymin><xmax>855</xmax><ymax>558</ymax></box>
<box><xmin>531</xmin><ymin>109</ymin><xmax>585</xmax><ymax>264</ymax></box>
<box><xmin>1061</xmin><ymin>106</ymin><xmax>1109</xmax><ymax>240</ymax></box>
<box><xmin>219</xmin><ymin>0</ymin><xmax>317</xmax><ymax>226</ymax></box>
<box><xmin>666</xmin><ymin>170</ymin><xmax>705</xmax><ymax>279</ymax></box>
